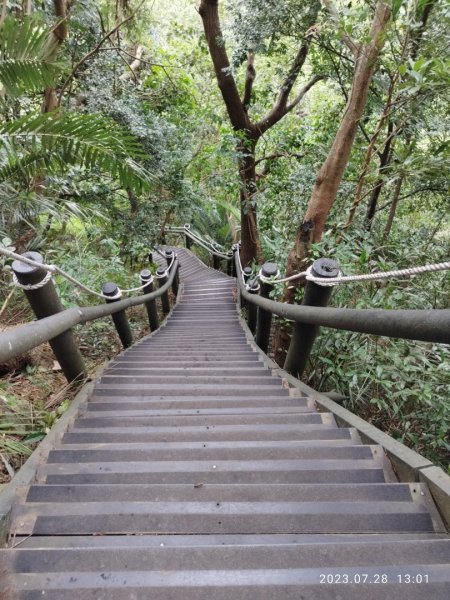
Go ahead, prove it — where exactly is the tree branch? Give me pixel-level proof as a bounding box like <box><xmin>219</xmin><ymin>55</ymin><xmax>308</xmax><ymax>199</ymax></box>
<box><xmin>119</xmin><ymin>44</ymin><xmax>144</xmax><ymax>81</ymax></box>
<box><xmin>255</xmin><ymin>67</ymin><xmax>324</xmax><ymax>135</ymax></box>
<box><xmin>58</xmin><ymin>0</ymin><xmax>144</xmax><ymax>102</ymax></box>
<box><xmin>255</xmin><ymin>42</ymin><xmax>309</xmax><ymax>133</ymax></box>
<box><xmin>242</xmin><ymin>53</ymin><xmax>256</xmax><ymax>112</ymax></box>
<box><xmin>323</xmin><ymin>0</ymin><xmax>359</xmax><ymax>57</ymax></box>
<box><xmin>253</xmin><ymin>151</ymin><xmax>306</xmax><ymax>168</ymax></box>
<box><xmin>286</xmin><ymin>74</ymin><xmax>326</xmax><ymax>112</ymax></box>
<box><xmin>199</xmin><ymin>0</ymin><xmax>249</xmax><ymax>131</ymax></box>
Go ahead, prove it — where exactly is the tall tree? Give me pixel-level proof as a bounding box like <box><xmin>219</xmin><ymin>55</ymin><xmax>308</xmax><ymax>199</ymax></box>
<box><xmin>284</xmin><ymin>0</ymin><xmax>392</xmax><ymax>301</ymax></box>
<box><xmin>199</xmin><ymin>0</ymin><xmax>324</xmax><ymax>265</ymax></box>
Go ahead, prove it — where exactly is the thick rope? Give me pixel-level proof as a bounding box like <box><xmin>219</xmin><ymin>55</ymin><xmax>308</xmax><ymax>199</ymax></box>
<box><xmin>0</xmin><ymin>246</ymin><xmax>168</xmax><ymax>299</ymax></box>
<box><xmin>257</xmin><ymin>262</ymin><xmax>450</xmax><ymax>287</ymax></box>
<box><xmin>12</xmin><ymin>270</ymin><xmax>53</xmax><ymax>291</ymax></box>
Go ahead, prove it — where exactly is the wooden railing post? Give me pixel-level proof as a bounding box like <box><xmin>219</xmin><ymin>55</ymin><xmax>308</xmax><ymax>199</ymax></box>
<box><xmin>102</xmin><ymin>283</ymin><xmax>133</xmax><ymax>348</ymax></box>
<box><xmin>12</xmin><ymin>252</ymin><xmax>87</xmax><ymax>383</ymax></box>
<box><xmin>155</xmin><ymin>267</ymin><xmax>170</xmax><ymax>314</ymax></box>
<box><xmin>140</xmin><ymin>269</ymin><xmax>159</xmax><ymax>331</ymax></box>
<box><xmin>284</xmin><ymin>257</ymin><xmax>340</xmax><ymax>378</ymax></box>
<box><xmin>255</xmin><ymin>262</ymin><xmax>278</xmax><ymax>353</ymax></box>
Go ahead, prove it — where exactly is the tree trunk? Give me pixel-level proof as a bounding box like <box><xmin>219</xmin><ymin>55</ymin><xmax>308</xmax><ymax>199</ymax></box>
<box><xmin>199</xmin><ymin>0</ymin><xmax>321</xmax><ymax>267</ymax></box>
<box><xmin>283</xmin><ymin>1</ymin><xmax>391</xmax><ymax>299</ymax></box>
<box><xmin>238</xmin><ymin>139</ymin><xmax>263</xmax><ymax>266</ymax></box>
<box><xmin>364</xmin><ymin>127</ymin><xmax>394</xmax><ymax>229</ymax></box>
<box><xmin>42</xmin><ymin>0</ymin><xmax>70</xmax><ymax>112</ymax></box>
<box><xmin>383</xmin><ymin>174</ymin><xmax>404</xmax><ymax>238</ymax></box>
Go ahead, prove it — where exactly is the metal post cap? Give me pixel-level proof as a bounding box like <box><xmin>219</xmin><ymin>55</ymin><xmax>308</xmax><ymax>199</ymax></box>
<box><xmin>156</xmin><ymin>266</ymin><xmax>167</xmax><ymax>277</ymax></box>
<box><xmin>243</xmin><ymin>267</ymin><xmax>252</xmax><ymax>276</ymax></box>
<box><xmin>102</xmin><ymin>282</ymin><xmax>119</xmax><ymax>297</ymax></box>
<box><xmin>249</xmin><ymin>280</ymin><xmax>260</xmax><ymax>292</ymax></box>
<box><xmin>164</xmin><ymin>249</ymin><xmax>173</xmax><ymax>257</ymax></box>
<box><xmin>227</xmin><ymin>251</ymin><xmax>233</xmax><ymax>257</ymax></box>
<box><xmin>12</xmin><ymin>251</ymin><xmax>48</xmax><ymax>286</ymax></box>
<box><xmin>261</xmin><ymin>262</ymin><xmax>278</xmax><ymax>278</ymax></box>
<box><xmin>140</xmin><ymin>269</ymin><xmax>152</xmax><ymax>282</ymax></box>
<box><xmin>310</xmin><ymin>258</ymin><xmax>340</xmax><ymax>278</ymax></box>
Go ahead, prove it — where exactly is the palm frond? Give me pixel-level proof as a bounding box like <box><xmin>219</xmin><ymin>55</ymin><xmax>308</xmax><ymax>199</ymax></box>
<box><xmin>0</xmin><ymin>16</ymin><xmax>61</xmax><ymax>97</ymax></box>
<box><xmin>0</xmin><ymin>112</ymin><xmax>151</xmax><ymax>191</ymax></box>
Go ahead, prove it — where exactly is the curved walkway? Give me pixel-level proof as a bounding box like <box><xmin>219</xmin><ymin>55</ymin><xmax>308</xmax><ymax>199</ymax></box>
<box><xmin>2</xmin><ymin>248</ymin><xmax>449</xmax><ymax>598</ymax></box>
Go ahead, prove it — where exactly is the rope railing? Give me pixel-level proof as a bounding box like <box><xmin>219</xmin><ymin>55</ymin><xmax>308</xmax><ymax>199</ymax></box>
<box><xmin>232</xmin><ymin>250</ymin><xmax>450</xmax><ymax>366</ymax></box>
<box><xmin>256</xmin><ymin>260</ymin><xmax>450</xmax><ymax>287</ymax></box>
<box><xmin>0</xmin><ymin>250</ymin><xmax>180</xmax><ymax>382</ymax></box>
<box><xmin>165</xmin><ymin>225</ymin><xmax>229</xmax><ymax>258</ymax></box>
<box><xmin>0</xmin><ymin>246</ymin><xmax>170</xmax><ymax>299</ymax></box>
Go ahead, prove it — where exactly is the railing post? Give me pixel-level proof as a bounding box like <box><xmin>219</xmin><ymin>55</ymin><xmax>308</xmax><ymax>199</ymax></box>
<box><xmin>226</xmin><ymin>251</ymin><xmax>233</xmax><ymax>276</ymax></box>
<box><xmin>102</xmin><ymin>283</ymin><xmax>133</xmax><ymax>348</ymax></box>
<box><xmin>140</xmin><ymin>269</ymin><xmax>159</xmax><ymax>332</ymax></box>
<box><xmin>155</xmin><ymin>266</ymin><xmax>170</xmax><ymax>314</ymax></box>
<box><xmin>185</xmin><ymin>225</ymin><xmax>192</xmax><ymax>250</ymax></box>
<box><xmin>247</xmin><ymin>279</ymin><xmax>259</xmax><ymax>334</ymax></box>
<box><xmin>213</xmin><ymin>254</ymin><xmax>220</xmax><ymax>270</ymax></box>
<box><xmin>241</xmin><ymin>266</ymin><xmax>252</xmax><ymax>309</ymax></box>
<box><xmin>164</xmin><ymin>249</ymin><xmax>179</xmax><ymax>296</ymax></box>
<box><xmin>231</xmin><ymin>246</ymin><xmax>238</xmax><ymax>278</ymax></box>
<box><xmin>255</xmin><ymin>262</ymin><xmax>278</xmax><ymax>353</ymax></box>
<box><xmin>12</xmin><ymin>252</ymin><xmax>86</xmax><ymax>383</ymax></box>
<box><xmin>284</xmin><ymin>257</ymin><xmax>340</xmax><ymax>378</ymax></box>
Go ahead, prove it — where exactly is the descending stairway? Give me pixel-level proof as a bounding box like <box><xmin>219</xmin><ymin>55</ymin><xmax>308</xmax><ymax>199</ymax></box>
<box><xmin>1</xmin><ymin>248</ymin><xmax>449</xmax><ymax>599</ymax></box>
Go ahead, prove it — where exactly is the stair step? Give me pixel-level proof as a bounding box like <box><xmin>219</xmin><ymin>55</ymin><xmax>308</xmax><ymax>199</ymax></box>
<box><xmin>11</xmin><ymin>500</ymin><xmax>434</xmax><ymax>536</ymax></box>
<box><xmin>4</xmin><ymin>538</ymin><xmax>449</xmax><ymax>576</ymax></box>
<box><xmin>87</xmin><ymin>396</ymin><xmax>310</xmax><ymax>408</ymax></box>
<box><xmin>63</xmin><ymin>425</ymin><xmax>358</xmax><ymax>444</ymax></box>
<box><xmin>82</xmin><ymin>406</ymin><xmax>315</xmax><ymax>417</ymax></box>
<box><xmin>92</xmin><ymin>385</ymin><xmax>288</xmax><ymax>397</ymax></box>
<box><xmin>114</xmin><ymin>356</ymin><xmax>263</xmax><ymax>364</ymax></box>
<box><xmin>23</xmin><ymin>482</ymin><xmax>421</xmax><ymax>504</ymax></box>
<box><xmin>105</xmin><ymin>368</ymin><xmax>273</xmax><ymax>376</ymax></box>
<box><xmin>98</xmin><ymin>376</ymin><xmax>279</xmax><ymax>386</ymax></box>
<box><xmin>35</xmin><ymin>458</ymin><xmax>388</xmax><ymax>485</ymax></box>
<box><xmin>73</xmin><ymin>413</ymin><xmax>329</xmax><ymax>428</ymax></box>
<box><xmin>46</xmin><ymin>443</ymin><xmax>379</xmax><ymax>464</ymax></box>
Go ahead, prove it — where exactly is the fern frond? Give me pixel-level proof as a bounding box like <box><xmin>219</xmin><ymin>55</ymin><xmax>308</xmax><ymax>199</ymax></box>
<box><xmin>0</xmin><ymin>112</ymin><xmax>151</xmax><ymax>191</ymax></box>
<box><xmin>0</xmin><ymin>16</ymin><xmax>61</xmax><ymax>96</ymax></box>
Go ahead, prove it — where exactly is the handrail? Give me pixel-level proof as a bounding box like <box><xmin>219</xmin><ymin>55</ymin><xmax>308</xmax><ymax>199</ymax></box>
<box><xmin>0</xmin><ymin>257</ymin><xmax>179</xmax><ymax>364</ymax></box>
<box><xmin>165</xmin><ymin>225</ymin><xmax>229</xmax><ymax>259</ymax></box>
<box><xmin>235</xmin><ymin>253</ymin><xmax>450</xmax><ymax>344</ymax></box>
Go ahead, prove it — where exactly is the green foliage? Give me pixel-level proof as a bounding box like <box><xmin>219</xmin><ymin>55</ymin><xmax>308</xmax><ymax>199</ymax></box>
<box><xmin>0</xmin><ymin>16</ymin><xmax>61</xmax><ymax>97</ymax></box>
<box><xmin>0</xmin><ymin>383</ymin><xmax>67</xmax><ymax>461</ymax></box>
<box><xmin>0</xmin><ymin>111</ymin><xmax>150</xmax><ymax>191</ymax></box>
<box><xmin>302</xmin><ymin>226</ymin><xmax>450</xmax><ymax>470</ymax></box>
